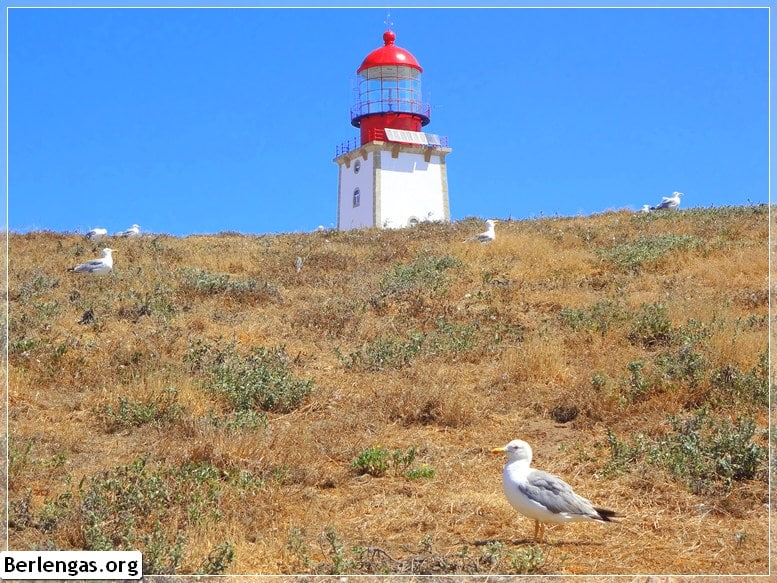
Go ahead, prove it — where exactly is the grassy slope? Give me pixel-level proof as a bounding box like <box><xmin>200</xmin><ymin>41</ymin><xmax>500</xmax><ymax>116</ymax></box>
<box><xmin>7</xmin><ymin>206</ymin><xmax>770</xmax><ymax>575</ymax></box>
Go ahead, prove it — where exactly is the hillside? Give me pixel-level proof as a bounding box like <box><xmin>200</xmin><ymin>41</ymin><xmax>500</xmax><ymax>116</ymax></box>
<box><xmin>6</xmin><ymin>206</ymin><xmax>770</xmax><ymax>576</ymax></box>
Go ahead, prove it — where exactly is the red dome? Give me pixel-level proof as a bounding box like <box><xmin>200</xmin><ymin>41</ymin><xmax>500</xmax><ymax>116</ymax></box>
<box><xmin>357</xmin><ymin>30</ymin><xmax>423</xmax><ymax>73</ymax></box>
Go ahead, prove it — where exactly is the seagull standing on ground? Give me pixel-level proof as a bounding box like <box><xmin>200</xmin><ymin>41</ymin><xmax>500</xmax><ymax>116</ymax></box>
<box><xmin>115</xmin><ymin>224</ymin><xmax>141</xmax><ymax>237</ymax></box>
<box><xmin>467</xmin><ymin>219</ymin><xmax>498</xmax><ymax>243</ymax></box>
<box><xmin>640</xmin><ymin>205</ymin><xmax>651</xmax><ymax>214</ymax></box>
<box><xmin>492</xmin><ymin>439</ymin><xmax>621</xmax><ymax>543</ymax></box>
<box><xmin>68</xmin><ymin>248</ymin><xmax>115</xmax><ymax>275</ymax></box>
<box><xmin>650</xmin><ymin>191</ymin><xmax>682</xmax><ymax>211</ymax></box>
<box><xmin>85</xmin><ymin>227</ymin><xmax>108</xmax><ymax>240</ymax></box>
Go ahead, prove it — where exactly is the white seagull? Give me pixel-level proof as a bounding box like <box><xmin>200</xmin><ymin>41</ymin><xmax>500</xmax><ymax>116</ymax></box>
<box><xmin>115</xmin><ymin>224</ymin><xmax>141</xmax><ymax>237</ymax></box>
<box><xmin>85</xmin><ymin>227</ymin><xmax>108</xmax><ymax>240</ymax></box>
<box><xmin>467</xmin><ymin>219</ymin><xmax>498</xmax><ymax>243</ymax></box>
<box><xmin>492</xmin><ymin>439</ymin><xmax>621</xmax><ymax>543</ymax></box>
<box><xmin>640</xmin><ymin>205</ymin><xmax>651</xmax><ymax>214</ymax></box>
<box><xmin>68</xmin><ymin>248</ymin><xmax>115</xmax><ymax>275</ymax></box>
<box><xmin>650</xmin><ymin>191</ymin><xmax>682</xmax><ymax>211</ymax></box>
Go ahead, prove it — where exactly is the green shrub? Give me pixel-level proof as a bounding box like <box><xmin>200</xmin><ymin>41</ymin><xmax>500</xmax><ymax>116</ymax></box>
<box><xmin>650</xmin><ymin>408</ymin><xmax>767</xmax><ymax>494</ymax></box>
<box><xmin>428</xmin><ymin>319</ymin><xmax>477</xmax><ymax>354</ymax></box>
<box><xmin>598</xmin><ymin>234</ymin><xmax>704</xmax><ymax>274</ymax></box>
<box><xmin>709</xmin><ymin>352</ymin><xmax>768</xmax><ymax>408</ymax></box>
<box><xmin>187</xmin><ymin>340</ymin><xmax>314</xmax><ymax>414</ymax></box>
<box><xmin>558</xmin><ymin>300</ymin><xmax>627</xmax><ymax>335</ymax></box>
<box><xmin>405</xmin><ymin>465</ymin><xmax>435</xmax><ymax>480</ymax></box>
<box><xmin>603</xmin><ymin>427</ymin><xmax>648</xmax><ymax>476</ymax></box>
<box><xmin>341</xmin><ymin>334</ymin><xmax>425</xmax><ymax>371</ymax></box>
<box><xmin>624</xmin><ymin>360</ymin><xmax>651</xmax><ymax>402</ymax></box>
<box><xmin>350</xmin><ymin>445</ymin><xmax>434</xmax><ymax>480</ymax></box>
<box><xmin>341</xmin><ymin>320</ymin><xmax>478</xmax><ymax>372</ymax></box>
<box><xmin>350</xmin><ymin>446</ymin><xmax>390</xmax><ymax>477</ymax></box>
<box><xmin>11</xmin><ymin>271</ymin><xmax>60</xmax><ymax>302</ymax></box>
<box><xmin>208</xmin><ymin>409</ymin><xmax>268</xmax><ymax>432</ymax></box>
<box><xmin>208</xmin><ymin>346</ymin><xmax>314</xmax><ymax>413</ymax></box>
<box><xmin>197</xmin><ymin>541</ymin><xmax>235</xmax><ymax>575</ymax></box>
<box><xmin>377</xmin><ymin>254</ymin><xmax>461</xmax><ymax>299</ymax></box>
<box><xmin>79</xmin><ymin>457</ymin><xmax>225</xmax><ymax>573</ymax></box>
<box><xmin>655</xmin><ymin>344</ymin><xmax>708</xmax><ymax>387</ymax></box>
<box><xmin>321</xmin><ymin>527</ymin><xmax>357</xmax><ymax>575</ymax></box>
<box><xmin>118</xmin><ymin>285</ymin><xmax>177</xmax><ymax>322</ymax></box>
<box><xmin>479</xmin><ymin>541</ymin><xmax>546</xmax><ymax>574</ymax></box>
<box><xmin>628</xmin><ymin>303</ymin><xmax>672</xmax><ymax>348</ymax></box>
<box><xmin>605</xmin><ymin>408</ymin><xmax>767</xmax><ymax>494</ymax></box>
<box><xmin>178</xmin><ymin>268</ymin><xmax>280</xmax><ymax>302</ymax></box>
<box><xmin>507</xmin><ymin>545</ymin><xmax>546</xmax><ymax>574</ymax></box>
<box><xmin>100</xmin><ymin>388</ymin><xmax>184</xmax><ymax>432</ymax></box>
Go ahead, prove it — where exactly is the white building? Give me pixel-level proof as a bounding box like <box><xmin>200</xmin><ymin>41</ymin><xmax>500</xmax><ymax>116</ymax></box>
<box><xmin>334</xmin><ymin>29</ymin><xmax>452</xmax><ymax>231</ymax></box>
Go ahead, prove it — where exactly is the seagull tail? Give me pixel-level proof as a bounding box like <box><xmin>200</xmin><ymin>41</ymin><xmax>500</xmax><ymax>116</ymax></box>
<box><xmin>593</xmin><ymin>507</ymin><xmax>623</xmax><ymax>523</ymax></box>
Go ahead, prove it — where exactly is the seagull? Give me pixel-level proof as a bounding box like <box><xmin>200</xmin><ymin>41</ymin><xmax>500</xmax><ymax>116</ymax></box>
<box><xmin>650</xmin><ymin>191</ymin><xmax>682</xmax><ymax>211</ymax></box>
<box><xmin>68</xmin><ymin>248</ymin><xmax>115</xmax><ymax>275</ymax></box>
<box><xmin>640</xmin><ymin>205</ymin><xmax>651</xmax><ymax>214</ymax></box>
<box><xmin>492</xmin><ymin>439</ymin><xmax>621</xmax><ymax>543</ymax></box>
<box><xmin>467</xmin><ymin>219</ymin><xmax>497</xmax><ymax>243</ymax></box>
<box><xmin>85</xmin><ymin>227</ymin><xmax>108</xmax><ymax>240</ymax></box>
<box><xmin>115</xmin><ymin>224</ymin><xmax>141</xmax><ymax>237</ymax></box>
<box><xmin>295</xmin><ymin>257</ymin><xmax>303</xmax><ymax>273</ymax></box>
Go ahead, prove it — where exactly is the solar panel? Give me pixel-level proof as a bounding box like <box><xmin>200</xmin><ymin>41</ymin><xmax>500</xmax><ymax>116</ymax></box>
<box><xmin>426</xmin><ymin>133</ymin><xmax>442</xmax><ymax>146</ymax></box>
<box><xmin>385</xmin><ymin>128</ymin><xmax>428</xmax><ymax>145</ymax></box>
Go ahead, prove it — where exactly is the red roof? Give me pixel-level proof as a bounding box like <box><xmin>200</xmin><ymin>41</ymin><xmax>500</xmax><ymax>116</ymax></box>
<box><xmin>357</xmin><ymin>30</ymin><xmax>423</xmax><ymax>73</ymax></box>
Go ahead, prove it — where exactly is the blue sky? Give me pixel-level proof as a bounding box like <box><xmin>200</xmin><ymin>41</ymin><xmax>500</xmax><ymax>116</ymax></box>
<box><xmin>6</xmin><ymin>4</ymin><xmax>770</xmax><ymax>236</ymax></box>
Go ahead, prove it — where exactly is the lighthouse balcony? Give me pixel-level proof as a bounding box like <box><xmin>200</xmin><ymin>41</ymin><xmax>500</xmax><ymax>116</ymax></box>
<box><xmin>335</xmin><ymin>129</ymin><xmax>449</xmax><ymax>157</ymax></box>
<box><xmin>350</xmin><ymin>99</ymin><xmax>431</xmax><ymax>125</ymax></box>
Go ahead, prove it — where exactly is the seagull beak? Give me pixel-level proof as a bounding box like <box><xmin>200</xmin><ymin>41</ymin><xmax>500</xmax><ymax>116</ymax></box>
<box><xmin>491</xmin><ymin>447</ymin><xmax>506</xmax><ymax>455</ymax></box>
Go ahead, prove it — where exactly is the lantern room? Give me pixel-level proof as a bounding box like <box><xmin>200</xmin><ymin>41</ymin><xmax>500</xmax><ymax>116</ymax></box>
<box><xmin>350</xmin><ymin>30</ymin><xmax>431</xmax><ymax>145</ymax></box>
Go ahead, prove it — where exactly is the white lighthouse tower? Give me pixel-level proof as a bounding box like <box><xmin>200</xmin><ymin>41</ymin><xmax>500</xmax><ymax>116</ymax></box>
<box><xmin>334</xmin><ymin>28</ymin><xmax>452</xmax><ymax>231</ymax></box>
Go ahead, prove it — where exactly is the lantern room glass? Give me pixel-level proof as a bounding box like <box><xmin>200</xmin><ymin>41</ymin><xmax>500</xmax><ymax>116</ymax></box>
<box><xmin>355</xmin><ymin>65</ymin><xmax>423</xmax><ymax>117</ymax></box>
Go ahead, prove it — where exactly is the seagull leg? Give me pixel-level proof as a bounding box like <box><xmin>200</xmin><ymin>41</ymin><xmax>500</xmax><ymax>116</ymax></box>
<box><xmin>535</xmin><ymin>521</ymin><xmax>545</xmax><ymax>544</ymax></box>
<box><xmin>533</xmin><ymin>520</ymin><xmax>542</xmax><ymax>543</ymax></box>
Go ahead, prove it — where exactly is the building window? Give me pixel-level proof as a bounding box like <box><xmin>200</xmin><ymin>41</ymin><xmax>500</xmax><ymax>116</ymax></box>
<box><xmin>354</xmin><ymin>159</ymin><xmax>361</xmax><ymax>174</ymax></box>
<box><xmin>353</xmin><ymin>188</ymin><xmax>360</xmax><ymax>208</ymax></box>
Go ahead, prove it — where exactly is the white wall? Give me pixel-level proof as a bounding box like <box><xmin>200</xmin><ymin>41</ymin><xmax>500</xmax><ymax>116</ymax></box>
<box><xmin>338</xmin><ymin>153</ymin><xmax>375</xmax><ymax>230</ymax></box>
<box><xmin>378</xmin><ymin>151</ymin><xmax>447</xmax><ymax>228</ymax></box>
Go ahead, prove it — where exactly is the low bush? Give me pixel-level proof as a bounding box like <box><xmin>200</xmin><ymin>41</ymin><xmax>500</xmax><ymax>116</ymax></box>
<box><xmin>598</xmin><ymin>234</ymin><xmax>705</xmax><ymax>274</ymax></box>
<box><xmin>605</xmin><ymin>407</ymin><xmax>767</xmax><ymax>494</ymax></box>
<box><xmin>350</xmin><ymin>445</ymin><xmax>434</xmax><ymax>479</ymax></box>
<box><xmin>100</xmin><ymin>388</ymin><xmax>185</xmax><ymax>432</ymax></box>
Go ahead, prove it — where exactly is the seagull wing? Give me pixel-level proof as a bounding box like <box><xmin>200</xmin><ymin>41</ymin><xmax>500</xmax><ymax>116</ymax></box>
<box><xmin>71</xmin><ymin>258</ymin><xmax>110</xmax><ymax>273</ymax></box>
<box><xmin>524</xmin><ymin>469</ymin><xmax>620</xmax><ymax>522</ymax></box>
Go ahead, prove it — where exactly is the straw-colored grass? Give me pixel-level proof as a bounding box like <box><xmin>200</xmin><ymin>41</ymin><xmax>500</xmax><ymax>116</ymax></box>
<box><xmin>7</xmin><ymin>206</ymin><xmax>769</xmax><ymax>576</ymax></box>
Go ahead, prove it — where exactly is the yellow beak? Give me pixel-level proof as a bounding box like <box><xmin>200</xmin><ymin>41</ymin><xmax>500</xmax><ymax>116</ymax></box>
<box><xmin>491</xmin><ymin>447</ymin><xmax>506</xmax><ymax>454</ymax></box>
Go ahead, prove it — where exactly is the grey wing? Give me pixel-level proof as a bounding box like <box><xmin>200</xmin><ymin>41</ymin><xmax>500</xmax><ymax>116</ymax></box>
<box><xmin>522</xmin><ymin>470</ymin><xmax>597</xmax><ymax>517</ymax></box>
<box><xmin>75</xmin><ymin>260</ymin><xmax>105</xmax><ymax>272</ymax></box>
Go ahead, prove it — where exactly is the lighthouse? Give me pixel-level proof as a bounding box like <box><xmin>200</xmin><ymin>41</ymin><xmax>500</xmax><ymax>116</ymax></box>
<box><xmin>334</xmin><ymin>28</ymin><xmax>452</xmax><ymax>231</ymax></box>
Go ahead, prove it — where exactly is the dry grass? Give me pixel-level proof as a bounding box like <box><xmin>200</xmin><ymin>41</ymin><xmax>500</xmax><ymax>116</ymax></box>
<box><xmin>6</xmin><ymin>206</ymin><xmax>770</xmax><ymax>576</ymax></box>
